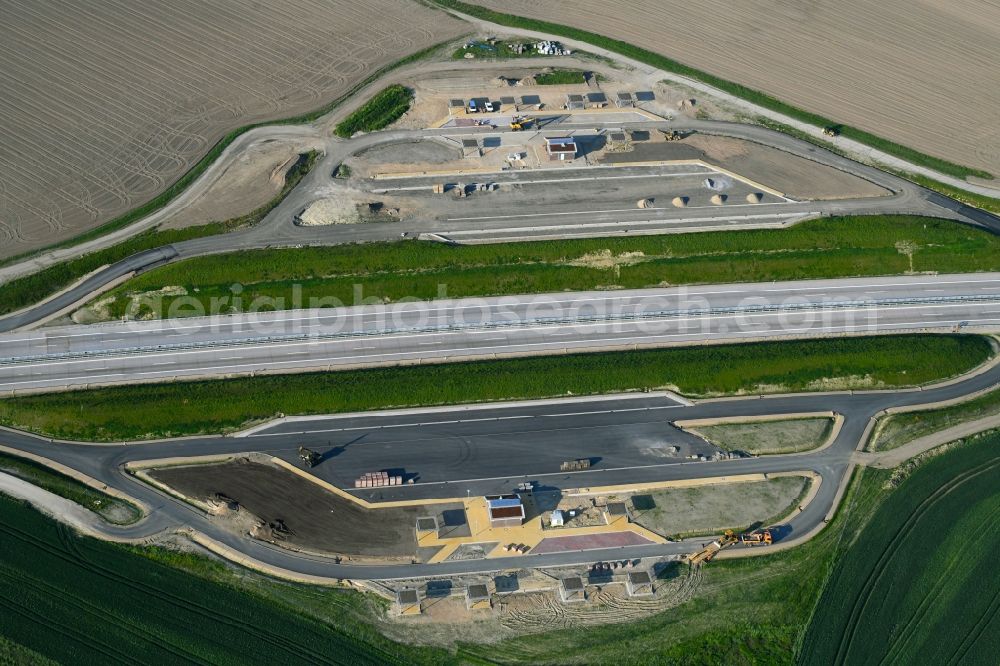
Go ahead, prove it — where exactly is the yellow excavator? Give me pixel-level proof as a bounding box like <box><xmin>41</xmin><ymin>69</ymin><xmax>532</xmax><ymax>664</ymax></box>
<box><xmin>686</xmin><ymin>530</ymin><xmax>738</xmax><ymax>565</ymax></box>
<box><xmin>509</xmin><ymin>116</ymin><xmax>531</xmax><ymax>131</ymax></box>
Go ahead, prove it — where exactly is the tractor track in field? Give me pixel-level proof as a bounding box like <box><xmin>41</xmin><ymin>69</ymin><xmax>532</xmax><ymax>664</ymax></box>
<box><xmin>833</xmin><ymin>455</ymin><xmax>1000</xmax><ymax>665</ymax></box>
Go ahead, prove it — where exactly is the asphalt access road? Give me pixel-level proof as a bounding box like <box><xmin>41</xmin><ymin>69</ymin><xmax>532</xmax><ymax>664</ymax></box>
<box><xmin>2</xmin><ymin>273</ymin><xmax>998</xmax><ymax>394</ymax></box>
<box><xmin>2</xmin><ymin>355</ymin><xmax>998</xmax><ymax>579</ymax></box>
<box><xmin>3</xmin><ymin>112</ymin><xmax>997</xmax><ymax>334</ymax></box>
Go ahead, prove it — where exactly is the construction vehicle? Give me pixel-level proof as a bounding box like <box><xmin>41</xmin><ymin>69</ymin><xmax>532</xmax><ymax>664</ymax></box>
<box><xmin>740</xmin><ymin>529</ymin><xmax>773</xmax><ymax>546</ymax></box>
<box><xmin>823</xmin><ymin>125</ymin><xmax>840</xmax><ymax>137</ymax></box>
<box><xmin>560</xmin><ymin>458</ymin><xmax>592</xmax><ymax>472</ymax></box>
<box><xmin>686</xmin><ymin>530</ymin><xmax>738</xmax><ymax>565</ymax></box>
<box><xmin>298</xmin><ymin>446</ymin><xmax>321</xmax><ymax>468</ymax></box>
<box><xmin>660</xmin><ymin>129</ymin><xmax>684</xmax><ymax>141</ymax></box>
<box><xmin>509</xmin><ymin>116</ymin><xmax>531</xmax><ymax>131</ymax></box>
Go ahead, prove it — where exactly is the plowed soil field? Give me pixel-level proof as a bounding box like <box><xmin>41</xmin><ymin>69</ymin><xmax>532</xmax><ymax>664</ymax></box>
<box><xmin>472</xmin><ymin>0</ymin><xmax>1000</xmax><ymax>177</ymax></box>
<box><xmin>0</xmin><ymin>0</ymin><xmax>466</xmax><ymax>259</ymax></box>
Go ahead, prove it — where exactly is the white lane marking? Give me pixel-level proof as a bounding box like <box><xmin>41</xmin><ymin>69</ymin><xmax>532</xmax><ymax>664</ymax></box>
<box><xmin>359</xmin><ymin>457</ymin><xmax>734</xmax><ymax>489</ymax></box>
<box><xmin>7</xmin><ymin>299</ymin><xmax>997</xmax><ymax>371</ymax></box>
<box><xmin>6</xmin><ymin>312</ymin><xmax>1000</xmax><ymax>389</ymax></box>
<box><xmin>446</xmin><ymin>201</ymin><xmax>791</xmax><ymax>222</ymax></box>
<box><xmin>7</xmin><ymin>275</ymin><xmax>1000</xmax><ymax>344</ymax></box>
<box><xmin>374</xmin><ymin>171</ymin><xmax>708</xmax><ymax>192</ymax></box>
<box><xmin>246</xmin><ymin>407</ymin><xmax>680</xmax><ymax>437</ymax></box>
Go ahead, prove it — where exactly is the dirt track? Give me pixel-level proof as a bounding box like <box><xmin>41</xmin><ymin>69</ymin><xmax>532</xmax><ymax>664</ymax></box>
<box><xmin>0</xmin><ymin>0</ymin><xmax>466</xmax><ymax>260</ymax></box>
<box><xmin>472</xmin><ymin>0</ymin><xmax>1000</xmax><ymax>178</ymax></box>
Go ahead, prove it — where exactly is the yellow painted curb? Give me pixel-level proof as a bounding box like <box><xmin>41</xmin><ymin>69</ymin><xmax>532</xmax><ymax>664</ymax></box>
<box><xmin>272</xmin><ymin>457</ymin><xmax>458</xmax><ymax>510</ymax></box>
<box><xmin>125</xmin><ymin>454</ymin><xmax>236</xmax><ymax>471</ymax></box>
<box><xmin>563</xmin><ymin>473</ymin><xmax>769</xmax><ymax>497</ymax></box>
<box><xmin>674</xmin><ymin>411</ymin><xmax>835</xmax><ymax>428</ymax></box>
<box><xmin>188</xmin><ymin>531</ymin><xmax>355</xmax><ymax>587</ymax></box>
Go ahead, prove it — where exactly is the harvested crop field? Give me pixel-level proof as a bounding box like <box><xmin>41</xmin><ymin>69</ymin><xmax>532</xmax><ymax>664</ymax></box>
<box><xmin>0</xmin><ymin>0</ymin><xmax>466</xmax><ymax>260</ymax></box>
<box><xmin>470</xmin><ymin>0</ymin><xmax>1000</xmax><ymax>177</ymax></box>
<box><xmin>149</xmin><ymin>459</ymin><xmax>464</xmax><ymax>559</ymax></box>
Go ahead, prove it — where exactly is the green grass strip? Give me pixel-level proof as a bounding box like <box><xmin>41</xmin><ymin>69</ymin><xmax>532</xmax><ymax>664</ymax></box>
<box><xmin>431</xmin><ymin>0</ymin><xmax>992</xmax><ymax>181</ymax></box>
<box><xmin>533</xmin><ymin>70</ymin><xmax>587</xmax><ymax>85</ymax></box>
<box><xmin>871</xmin><ymin>386</ymin><xmax>1000</xmax><ymax>451</ymax></box>
<box><xmin>334</xmin><ymin>85</ymin><xmax>414</xmax><ymax>138</ymax></box>
<box><xmin>104</xmin><ymin>215</ymin><xmax>1000</xmax><ymax>320</ymax></box>
<box><xmin>0</xmin><ymin>451</ymin><xmax>141</xmax><ymax>524</ymax></box>
<box><xmin>0</xmin><ymin>150</ymin><xmax>317</xmax><ymax>318</ymax></box>
<box><xmin>0</xmin><ymin>335</ymin><xmax>988</xmax><ymax>442</ymax></box>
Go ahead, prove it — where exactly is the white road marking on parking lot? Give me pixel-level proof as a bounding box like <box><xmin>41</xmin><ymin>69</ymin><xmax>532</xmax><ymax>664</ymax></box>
<box><xmin>375</xmin><ymin>171</ymin><xmax>708</xmax><ymax>193</ymax></box>
<box><xmin>446</xmin><ymin>200</ymin><xmax>793</xmax><ymax>222</ymax></box>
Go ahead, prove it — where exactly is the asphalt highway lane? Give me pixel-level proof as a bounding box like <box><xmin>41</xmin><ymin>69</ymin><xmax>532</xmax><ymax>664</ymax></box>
<box><xmin>1</xmin><ymin>274</ymin><xmax>999</xmax><ymax>393</ymax></box>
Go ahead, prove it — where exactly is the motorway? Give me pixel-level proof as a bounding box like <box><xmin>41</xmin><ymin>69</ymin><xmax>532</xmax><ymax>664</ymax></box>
<box><xmin>2</xmin><ymin>352</ymin><xmax>999</xmax><ymax>580</ymax></box>
<box><xmin>1</xmin><ymin>273</ymin><xmax>999</xmax><ymax>394</ymax></box>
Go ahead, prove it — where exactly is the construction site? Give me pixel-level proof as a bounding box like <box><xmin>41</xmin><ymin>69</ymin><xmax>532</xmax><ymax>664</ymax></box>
<box><xmin>132</xmin><ymin>435</ymin><xmax>814</xmax><ymax>631</ymax></box>
<box><xmin>295</xmin><ymin>57</ymin><xmax>891</xmax><ymax>240</ymax></box>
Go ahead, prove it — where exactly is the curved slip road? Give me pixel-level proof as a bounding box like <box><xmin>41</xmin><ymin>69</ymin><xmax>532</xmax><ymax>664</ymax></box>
<box><xmin>1</xmin><ymin>353</ymin><xmax>999</xmax><ymax>579</ymax></box>
<box><xmin>1</xmin><ymin>273</ymin><xmax>999</xmax><ymax>394</ymax></box>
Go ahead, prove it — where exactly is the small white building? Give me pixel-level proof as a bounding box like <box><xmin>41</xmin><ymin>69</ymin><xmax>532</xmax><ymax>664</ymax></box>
<box><xmin>545</xmin><ymin>136</ymin><xmax>577</xmax><ymax>161</ymax></box>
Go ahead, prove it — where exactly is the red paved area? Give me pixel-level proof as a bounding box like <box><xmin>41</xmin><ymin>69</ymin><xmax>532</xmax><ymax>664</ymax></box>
<box><xmin>530</xmin><ymin>531</ymin><xmax>654</xmax><ymax>555</ymax></box>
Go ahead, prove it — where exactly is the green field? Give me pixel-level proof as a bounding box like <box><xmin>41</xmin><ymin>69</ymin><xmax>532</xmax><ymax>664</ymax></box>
<box><xmin>532</xmin><ymin>69</ymin><xmax>587</xmax><ymax>85</ymax></box>
<box><xmin>334</xmin><ymin>85</ymin><xmax>413</xmax><ymax>138</ymax></box>
<box><xmin>0</xmin><ymin>150</ymin><xmax>318</xmax><ymax>318</ymax></box>
<box><xmin>432</xmin><ymin>1</ymin><xmax>991</xmax><ymax>181</ymax></box>
<box><xmin>871</xmin><ymin>387</ymin><xmax>1000</xmax><ymax>451</ymax></box>
<box><xmin>800</xmin><ymin>429</ymin><xmax>1000</xmax><ymax>664</ymax></box>
<box><xmin>0</xmin><ymin>335</ymin><xmax>987</xmax><ymax>441</ymax></box>
<box><xmin>0</xmin><ymin>495</ymin><xmax>453</xmax><ymax>666</ymax></box>
<box><xmin>98</xmin><ymin>215</ymin><xmax>1000</xmax><ymax>320</ymax></box>
<box><xmin>0</xmin><ymin>451</ymin><xmax>141</xmax><ymax>525</ymax></box>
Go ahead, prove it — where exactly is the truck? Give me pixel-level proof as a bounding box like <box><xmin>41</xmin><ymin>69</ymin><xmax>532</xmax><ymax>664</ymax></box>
<box><xmin>686</xmin><ymin>530</ymin><xmax>738</xmax><ymax>565</ymax></box>
<box><xmin>560</xmin><ymin>458</ymin><xmax>592</xmax><ymax>472</ymax></box>
<box><xmin>740</xmin><ymin>529</ymin><xmax>773</xmax><ymax>546</ymax></box>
